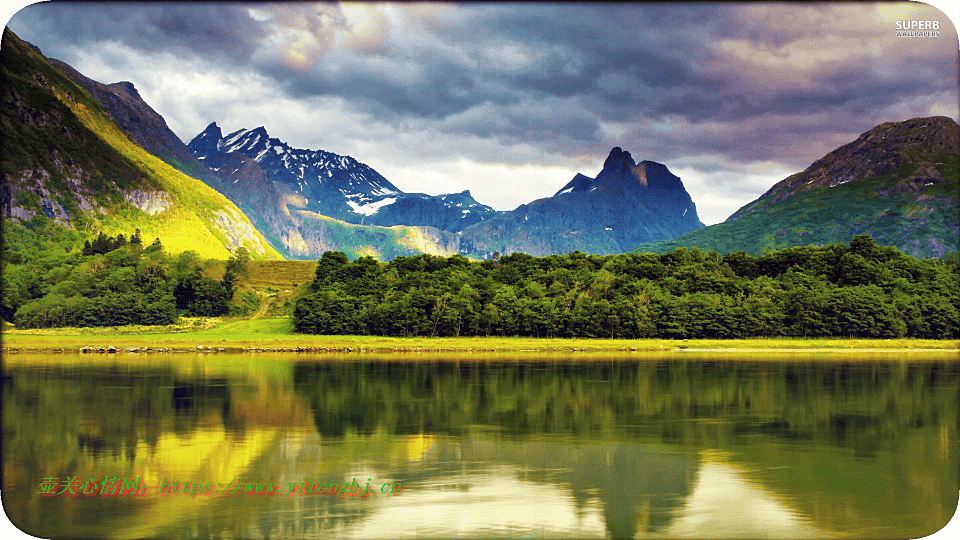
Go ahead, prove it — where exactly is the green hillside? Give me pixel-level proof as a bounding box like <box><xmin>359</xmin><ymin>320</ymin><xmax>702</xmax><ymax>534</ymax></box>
<box><xmin>635</xmin><ymin>152</ymin><xmax>958</xmax><ymax>259</ymax></box>
<box><xmin>0</xmin><ymin>29</ymin><xmax>281</xmax><ymax>260</ymax></box>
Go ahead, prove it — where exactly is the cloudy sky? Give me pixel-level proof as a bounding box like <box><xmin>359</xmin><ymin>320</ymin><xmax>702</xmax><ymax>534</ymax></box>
<box><xmin>4</xmin><ymin>1</ymin><xmax>959</xmax><ymax>224</ymax></box>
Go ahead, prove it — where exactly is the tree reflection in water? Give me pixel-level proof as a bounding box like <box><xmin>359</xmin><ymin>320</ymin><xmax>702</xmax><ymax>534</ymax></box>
<box><xmin>2</xmin><ymin>353</ymin><xmax>956</xmax><ymax>539</ymax></box>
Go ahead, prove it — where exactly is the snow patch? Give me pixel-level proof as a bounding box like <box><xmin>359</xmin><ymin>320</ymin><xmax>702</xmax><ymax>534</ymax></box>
<box><xmin>347</xmin><ymin>197</ymin><xmax>397</xmax><ymax>215</ymax></box>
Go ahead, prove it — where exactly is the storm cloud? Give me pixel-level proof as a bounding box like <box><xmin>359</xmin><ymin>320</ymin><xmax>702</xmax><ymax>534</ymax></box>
<box><xmin>4</xmin><ymin>1</ymin><xmax>958</xmax><ymax>224</ymax></box>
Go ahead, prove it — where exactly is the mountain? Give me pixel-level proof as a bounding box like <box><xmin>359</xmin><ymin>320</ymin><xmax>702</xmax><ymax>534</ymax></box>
<box><xmin>45</xmin><ymin>58</ymin><xmax>218</xmax><ymax>186</ymax></box>
<box><xmin>0</xmin><ymin>29</ymin><xmax>280</xmax><ymax>260</ymax></box>
<box><xmin>185</xmin><ymin>122</ymin><xmax>476</xmax><ymax>259</ymax></box>
<box><xmin>634</xmin><ymin>116</ymin><xmax>959</xmax><ymax>258</ymax></box>
<box><xmin>457</xmin><ymin>147</ymin><xmax>705</xmax><ymax>257</ymax></box>
<box><xmin>188</xmin><ymin>123</ymin><xmax>501</xmax><ymax>232</ymax></box>
<box><xmin>4</xmin><ymin>30</ymin><xmax>471</xmax><ymax>262</ymax></box>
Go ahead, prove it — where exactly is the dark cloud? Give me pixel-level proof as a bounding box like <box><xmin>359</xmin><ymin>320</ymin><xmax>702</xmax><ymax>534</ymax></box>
<box><xmin>10</xmin><ymin>1</ymin><xmax>265</xmax><ymax>63</ymax></box>
<box><xmin>6</xmin><ymin>1</ymin><xmax>956</xmax><ymax>183</ymax></box>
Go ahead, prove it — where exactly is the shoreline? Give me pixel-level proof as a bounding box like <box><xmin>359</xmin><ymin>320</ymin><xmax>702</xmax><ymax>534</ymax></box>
<box><xmin>3</xmin><ymin>320</ymin><xmax>958</xmax><ymax>355</ymax></box>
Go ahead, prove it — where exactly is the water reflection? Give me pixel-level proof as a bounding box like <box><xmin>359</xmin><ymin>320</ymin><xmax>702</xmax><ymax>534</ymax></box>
<box><xmin>2</xmin><ymin>352</ymin><xmax>957</xmax><ymax>539</ymax></box>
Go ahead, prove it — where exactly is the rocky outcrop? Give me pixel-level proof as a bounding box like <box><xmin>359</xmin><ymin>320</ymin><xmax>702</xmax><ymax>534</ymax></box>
<box><xmin>123</xmin><ymin>189</ymin><xmax>172</xmax><ymax>215</ymax></box>
<box><xmin>210</xmin><ymin>206</ymin><xmax>271</xmax><ymax>252</ymax></box>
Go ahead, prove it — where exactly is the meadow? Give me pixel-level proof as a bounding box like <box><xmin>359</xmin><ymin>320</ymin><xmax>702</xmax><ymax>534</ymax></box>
<box><xmin>4</xmin><ymin>316</ymin><xmax>957</xmax><ymax>354</ymax></box>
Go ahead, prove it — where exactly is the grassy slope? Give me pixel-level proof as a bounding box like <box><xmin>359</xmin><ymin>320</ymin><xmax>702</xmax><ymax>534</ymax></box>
<box><xmin>635</xmin><ymin>154</ymin><xmax>959</xmax><ymax>258</ymax></box>
<box><xmin>288</xmin><ymin>210</ymin><xmax>459</xmax><ymax>260</ymax></box>
<box><xmin>51</xmin><ymin>76</ymin><xmax>283</xmax><ymax>260</ymax></box>
<box><xmin>1</xmin><ymin>29</ymin><xmax>281</xmax><ymax>260</ymax></box>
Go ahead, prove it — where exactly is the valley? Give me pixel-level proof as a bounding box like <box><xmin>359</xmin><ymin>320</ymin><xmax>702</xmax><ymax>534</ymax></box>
<box><xmin>1</xmin><ymin>27</ymin><xmax>958</xmax><ymax>342</ymax></box>
<box><xmin>3</xmin><ymin>6</ymin><xmax>958</xmax><ymax>540</ymax></box>
<box><xmin>3</xmin><ymin>27</ymin><xmax>957</xmax><ymax>265</ymax></box>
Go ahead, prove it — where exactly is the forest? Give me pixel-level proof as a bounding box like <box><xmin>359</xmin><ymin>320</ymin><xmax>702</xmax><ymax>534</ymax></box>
<box><xmin>1</xmin><ymin>222</ymin><xmax>250</xmax><ymax>328</ymax></box>
<box><xmin>293</xmin><ymin>236</ymin><xmax>960</xmax><ymax>339</ymax></box>
<box><xmin>3</xmin><ymin>216</ymin><xmax>958</xmax><ymax>339</ymax></box>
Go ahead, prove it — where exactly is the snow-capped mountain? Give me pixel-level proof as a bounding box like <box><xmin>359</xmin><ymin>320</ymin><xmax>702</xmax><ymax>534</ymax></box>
<box><xmin>189</xmin><ymin>123</ymin><xmax>402</xmax><ymax>221</ymax></box>
<box><xmin>188</xmin><ymin>123</ymin><xmax>500</xmax><ymax>230</ymax></box>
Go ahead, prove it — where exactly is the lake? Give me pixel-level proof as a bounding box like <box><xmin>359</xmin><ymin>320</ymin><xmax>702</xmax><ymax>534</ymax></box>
<box><xmin>2</xmin><ymin>351</ymin><xmax>957</xmax><ymax>539</ymax></box>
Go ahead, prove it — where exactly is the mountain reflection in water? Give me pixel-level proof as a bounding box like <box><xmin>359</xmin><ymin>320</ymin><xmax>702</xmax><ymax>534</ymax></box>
<box><xmin>2</xmin><ymin>352</ymin><xmax>957</xmax><ymax>539</ymax></box>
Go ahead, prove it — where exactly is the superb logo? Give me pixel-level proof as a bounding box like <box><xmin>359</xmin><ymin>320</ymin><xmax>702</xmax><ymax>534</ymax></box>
<box><xmin>894</xmin><ymin>20</ymin><xmax>940</xmax><ymax>37</ymax></box>
<box><xmin>895</xmin><ymin>21</ymin><xmax>939</xmax><ymax>30</ymax></box>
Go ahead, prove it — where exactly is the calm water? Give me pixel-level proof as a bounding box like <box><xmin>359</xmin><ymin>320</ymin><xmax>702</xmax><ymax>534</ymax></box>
<box><xmin>2</xmin><ymin>351</ymin><xmax>957</xmax><ymax>539</ymax></box>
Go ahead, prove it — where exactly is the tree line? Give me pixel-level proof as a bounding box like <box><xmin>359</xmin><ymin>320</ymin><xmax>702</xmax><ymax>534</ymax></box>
<box><xmin>2</xmin><ymin>224</ymin><xmax>250</xmax><ymax>328</ymax></box>
<box><xmin>293</xmin><ymin>235</ymin><xmax>960</xmax><ymax>339</ymax></box>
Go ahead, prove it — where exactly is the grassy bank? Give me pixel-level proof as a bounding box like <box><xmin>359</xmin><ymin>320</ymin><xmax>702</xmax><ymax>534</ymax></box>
<box><xmin>3</xmin><ymin>317</ymin><xmax>958</xmax><ymax>354</ymax></box>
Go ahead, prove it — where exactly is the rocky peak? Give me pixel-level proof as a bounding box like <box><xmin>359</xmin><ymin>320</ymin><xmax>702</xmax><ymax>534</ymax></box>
<box><xmin>187</xmin><ymin>122</ymin><xmax>226</xmax><ymax>158</ymax></box>
<box><xmin>459</xmin><ymin>144</ymin><xmax>704</xmax><ymax>257</ymax></box>
<box><xmin>602</xmin><ymin>146</ymin><xmax>636</xmax><ymax>173</ymax></box>
<box><xmin>636</xmin><ymin>160</ymin><xmax>684</xmax><ymax>192</ymax></box>
<box><xmin>801</xmin><ymin>116</ymin><xmax>958</xmax><ymax>187</ymax></box>
<box><xmin>108</xmin><ymin>81</ymin><xmax>140</xmax><ymax>99</ymax></box>
<box><xmin>199</xmin><ymin>121</ymin><xmax>222</xmax><ymax>139</ymax></box>
<box><xmin>554</xmin><ymin>173</ymin><xmax>595</xmax><ymax>196</ymax></box>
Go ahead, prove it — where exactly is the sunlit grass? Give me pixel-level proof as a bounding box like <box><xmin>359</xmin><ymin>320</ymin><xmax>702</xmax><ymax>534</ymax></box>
<box><xmin>50</xmin><ymin>85</ymin><xmax>281</xmax><ymax>261</ymax></box>
<box><xmin>4</xmin><ymin>317</ymin><xmax>958</xmax><ymax>353</ymax></box>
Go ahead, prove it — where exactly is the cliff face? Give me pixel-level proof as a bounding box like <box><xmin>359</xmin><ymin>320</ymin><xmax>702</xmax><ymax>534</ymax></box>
<box><xmin>458</xmin><ymin>147</ymin><xmax>704</xmax><ymax>257</ymax></box>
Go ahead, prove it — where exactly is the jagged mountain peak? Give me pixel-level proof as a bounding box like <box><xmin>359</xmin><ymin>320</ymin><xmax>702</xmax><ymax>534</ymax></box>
<box><xmin>556</xmin><ymin>148</ymin><xmax>685</xmax><ymax>196</ymax></box>
<box><xmin>189</xmin><ymin>122</ymin><xmax>224</xmax><ymax>149</ymax></box>
<box><xmin>555</xmin><ymin>173</ymin><xmax>594</xmax><ymax>196</ymax></box>
<box><xmin>187</xmin><ymin>122</ymin><xmax>501</xmax><ymax>239</ymax></box>
<box><xmin>461</xmin><ymin>146</ymin><xmax>704</xmax><ymax>258</ymax></box>
<box><xmin>603</xmin><ymin>146</ymin><xmax>636</xmax><ymax>170</ymax></box>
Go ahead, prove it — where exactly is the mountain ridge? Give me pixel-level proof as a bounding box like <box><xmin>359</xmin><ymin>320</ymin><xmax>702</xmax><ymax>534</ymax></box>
<box><xmin>458</xmin><ymin>147</ymin><xmax>705</xmax><ymax>257</ymax></box>
<box><xmin>635</xmin><ymin>116</ymin><xmax>959</xmax><ymax>258</ymax></box>
<box><xmin>188</xmin><ymin>122</ymin><xmax>502</xmax><ymax>233</ymax></box>
<box><xmin>729</xmin><ymin>116</ymin><xmax>958</xmax><ymax>221</ymax></box>
<box><xmin>0</xmin><ymin>28</ymin><xmax>280</xmax><ymax>260</ymax></box>
<box><xmin>5</xmin><ymin>28</ymin><xmax>954</xmax><ymax>262</ymax></box>
<box><xmin>46</xmin><ymin>58</ymin><xmax>220</xmax><ymax>186</ymax></box>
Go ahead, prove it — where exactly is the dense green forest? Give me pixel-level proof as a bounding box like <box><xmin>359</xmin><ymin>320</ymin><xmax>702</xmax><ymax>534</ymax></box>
<box><xmin>293</xmin><ymin>236</ymin><xmax>960</xmax><ymax>339</ymax></box>
<box><xmin>1</xmin><ymin>220</ymin><xmax>250</xmax><ymax>328</ymax></box>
